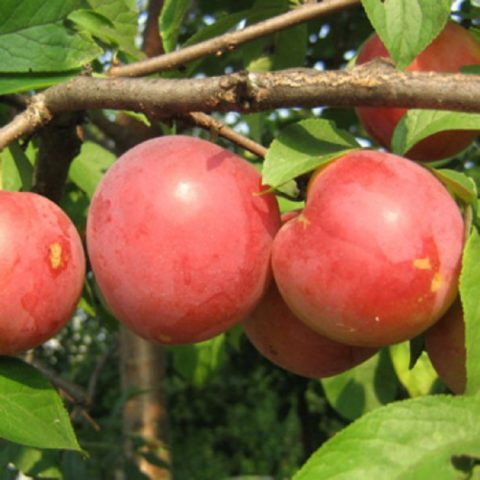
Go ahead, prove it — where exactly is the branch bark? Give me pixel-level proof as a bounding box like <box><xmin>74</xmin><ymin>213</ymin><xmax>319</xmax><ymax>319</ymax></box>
<box><xmin>110</xmin><ymin>0</ymin><xmax>361</xmax><ymax>77</ymax></box>
<box><xmin>2</xmin><ymin>62</ymin><xmax>480</xmax><ymax>151</ymax></box>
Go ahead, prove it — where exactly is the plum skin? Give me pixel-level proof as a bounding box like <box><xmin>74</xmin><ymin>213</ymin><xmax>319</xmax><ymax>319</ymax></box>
<box><xmin>0</xmin><ymin>191</ymin><xmax>85</xmax><ymax>355</ymax></box>
<box><xmin>425</xmin><ymin>299</ymin><xmax>465</xmax><ymax>394</ymax></box>
<box><xmin>87</xmin><ymin>135</ymin><xmax>281</xmax><ymax>345</ymax></box>
<box><xmin>243</xmin><ymin>280</ymin><xmax>377</xmax><ymax>378</ymax></box>
<box><xmin>272</xmin><ymin>150</ymin><xmax>464</xmax><ymax>348</ymax></box>
<box><xmin>356</xmin><ymin>21</ymin><xmax>480</xmax><ymax>161</ymax></box>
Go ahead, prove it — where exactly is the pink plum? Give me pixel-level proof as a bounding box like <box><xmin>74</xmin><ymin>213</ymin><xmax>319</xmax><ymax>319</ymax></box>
<box><xmin>0</xmin><ymin>192</ymin><xmax>85</xmax><ymax>355</ymax></box>
<box><xmin>87</xmin><ymin>135</ymin><xmax>280</xmax><ymax>345</ymax></box>
<box><xmin>272</xmin><ymin>150</ymin><xmax>464</xmax><ymax>347</ymax></box>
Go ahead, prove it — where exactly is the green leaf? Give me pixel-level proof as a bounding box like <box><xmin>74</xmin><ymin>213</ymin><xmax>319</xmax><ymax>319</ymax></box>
<box><xmin>262</xmin><ymin>119</ymin><xmax>359</xmax><ymax>188</ymax></box>
<box><xmin>0</xmin><ymin>0</ymin><xmax>102</xmax><ymax>73</ymax></box>
<box><xmin>391</xmin><ymin>110</ymin><xmax>480</xmax><ymax>157</ymax></box>
<box><xmin>68</xmin><ymin>9</ymin><xmax>142</xmax><ymax>59</ymax></box>
<box><xmin>389</xmin><ymin>342</ymin><xmax>438</xmax><ymax>397</ymax></box>
<box><xmin>69</xmin><ymin>141</ymin><xmax>116</xmax><ymax>198</ymax></box>
<box><xmin>3</xmin><ymin>443</ymin><xmax>62</xmax><ymax>479</ymax></box>
<box><xmin>183</xmin><ymin>6</ymin><xmax>285</xmax><ymax>75</ymax></box>
<box><xmin>86</xmin><ymin>0</ymin><xmax>138</xmax><ymax>45</ymax></box>
<box><xmin>247</xmin><ymin>55</ymin><xmax>273</xmax><ymax>72</ymax></box>
<box><xmin>172</xmin><ymin>335</ymin><xmax>226</xmax><ymax>387</ymax></box>
<box><xmin>61</xmin><ymin>451</ymin><xmax>89</xmax><ymax>480</ymax></box>
<box><xmin>243</xmin><ymin>1</ymin><xmax>305</xmax><ymax>72</ymax></box>
<box><xmin>160</xmin><ymin>0</ymin><xmax>192</xmax><ymax>53</ymax></box>
<box><xmin>0</xmin><ymin>71</ymin><xmax>80</xmax><ymax>96</ymax></box>
<box><xmin>183</xmin><ymin>11</ymin><xmax>248</xmax><ymax>49</ymax></box>
<box><xmin>0</xmin><ymin>357</ymin><xmax>81</xmax><ymax>451</ymax></box>
<box><xmin>462</xmin><ymin>65</ymin><xmax>480</xmax><ymax>74</ymax></box>
<box><xmin>295</xmin><ymin>395</ymin><xmax>480</xmax><ymax>480</ymax></box>
<box><xmin>272</xmin><ymin>23</ymin><xmax>307</xmax><ymax>70</ymax></box>
<box><xmin>361</xmin><ymin>0</ymin><xmax>451</xmax><ymax>69</ymax></box>
<box><xmin>432</xmin><ymin>169</ymin><xmax>478</xmax><ymax>206</ymax></box>
<box><xmin>0</xmin><ymin>142</ymin><xmax>34</xmax><ymax>192</ymax></box>
<box><xmin>277</xmin><ymin>196</ymin><xmax>304</xmax><ymax>214</ymax></box>
<box><xmin>321</xmin><ymin>349</ymin><xmax>398</xmax><ymax>421</ymax></box>
<box><xmin>0</xmin><ymin>142</ymin><xmax>33</xmax><ymax>192</ymax></box>
<box><xmin>460</xmin><ymin>228</ymin><xmax>480</xmax><ymax>396</ymax></box>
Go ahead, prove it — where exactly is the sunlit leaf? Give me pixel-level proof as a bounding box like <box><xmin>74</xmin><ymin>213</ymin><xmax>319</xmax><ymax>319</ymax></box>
<box><xmin>460</xmin><ymin>228</ymin><xmax>480</xmax><ymax>396</ymax></box>
<box><xmin>322</xmin><ymin>349</ymin><xmax>398</xmax><ymax>421</ymax></box>
<box><xmin>0</xmin><ymin>0</ymin><xmax>102</xmax><ymax>73</ymax></box>
<box><xmin>262</xmin><ymin>119</ymin><xmax>359</xmax><ymax>188</ymax></box>
<box><xmin>0</xmin><ymin>358</ymin><xmax>81</xmax><ymax>451</ymax></box>
<box><xmin>391</xmin><ymin>110</ymin><xmax>480</xmax><ymax>157</ymax></box>
<box><xmin>361</xmin><ymin>0</ymin><xmax>451</xmax><ymax>69</ymax></box>
<box><xmin>295</xmin><ymin>395</ymin><xmax>480</xmax><ymax>479</ymax></box>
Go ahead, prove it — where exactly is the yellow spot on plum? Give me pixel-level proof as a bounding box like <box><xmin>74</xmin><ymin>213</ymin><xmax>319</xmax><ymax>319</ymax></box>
<box><xmin>431</xmin><ymin>272</ymin><xmax>443</xmax><ymax>293</ymax></box>
<box><xmin>49</xmin><ymin>242</ymin><xmax>63</xmax><ymax>269</ymax></box>
<box><xmin>413</xmin><ymin>258</ymin><xmax>432</xmax><ymax>270</ymax></box>
<box><xmin>297</xmin><ymin>214</ymin><xmax>310</xmax><ymax>229</ymax></box>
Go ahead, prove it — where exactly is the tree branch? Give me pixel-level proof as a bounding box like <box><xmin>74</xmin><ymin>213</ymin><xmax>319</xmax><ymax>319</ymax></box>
<box><xmin>109</xmin><ymin>0</ymin><xmax>361</xmax><ymax>77</ymax></box>
<box><xmin>2</xmin><ymin>62</ymin><xmax>480</xmax><ymax>151</ymax></box>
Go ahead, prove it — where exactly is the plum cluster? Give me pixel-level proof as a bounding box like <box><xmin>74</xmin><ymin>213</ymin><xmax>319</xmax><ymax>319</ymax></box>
<box><xmin>1</xmin><ymin>21</ymin><xmax>476</xmax><ymax>397</ymax></box>
<box><xmin>0</xmin><ymin>134</ymin><xmax>467</xmax><ymax>394</ymax></box>
<box><xmin>85</xmin><ymin>135</ymin><xmax>465</xmax><ymax>393</ymax></box>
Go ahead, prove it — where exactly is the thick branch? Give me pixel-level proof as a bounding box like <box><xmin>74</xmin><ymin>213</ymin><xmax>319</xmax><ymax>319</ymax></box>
<box><xmin>2</xmin><ymin>63</ymin><xmax>480</xmax><ymax>151</ymax></box>
<box><xmin>109</xmin><ymin>0</ymin><xmax>361</xmax><ymax>77</ymax></box>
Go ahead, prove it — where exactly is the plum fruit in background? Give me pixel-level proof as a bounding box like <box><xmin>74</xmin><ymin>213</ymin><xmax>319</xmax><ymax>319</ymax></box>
<box><xmin>355</xmin><ymin>21</ymin><xmax>480</xmax><ymax>161</ymax></box>
<box><xmin>425</xmin><ymin>298</ymin><xmax>466</xmax><ymax>394</ymax></box>
<box><xmin>244</xmin><ymin>280</ymin><xmax>377</xmax><ymax>378</ymax></box>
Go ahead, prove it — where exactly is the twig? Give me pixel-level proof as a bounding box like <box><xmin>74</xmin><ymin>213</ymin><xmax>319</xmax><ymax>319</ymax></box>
<box><xmin>109</xmin><ymin>0</ymin><xmax>361</xmax><ymax>77</ymax></box>
<box><xmin>30</xmin><ymin>359</ymin><xmax>89</xmax><ymax>405</ymax></box>
<box><xmin>184</xmin><ymin>112</ymin><xmax>267</xmax><ymax>157</ymax></box>
<box><xmin>61</xmin><ymin>388</ymin><xmax>101</xmax><ymax>431</ymax></box>
<box><xmin>87</xmin><ymin>342</ymin><xmax>117</xmax><ymax>404</ymax></box>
